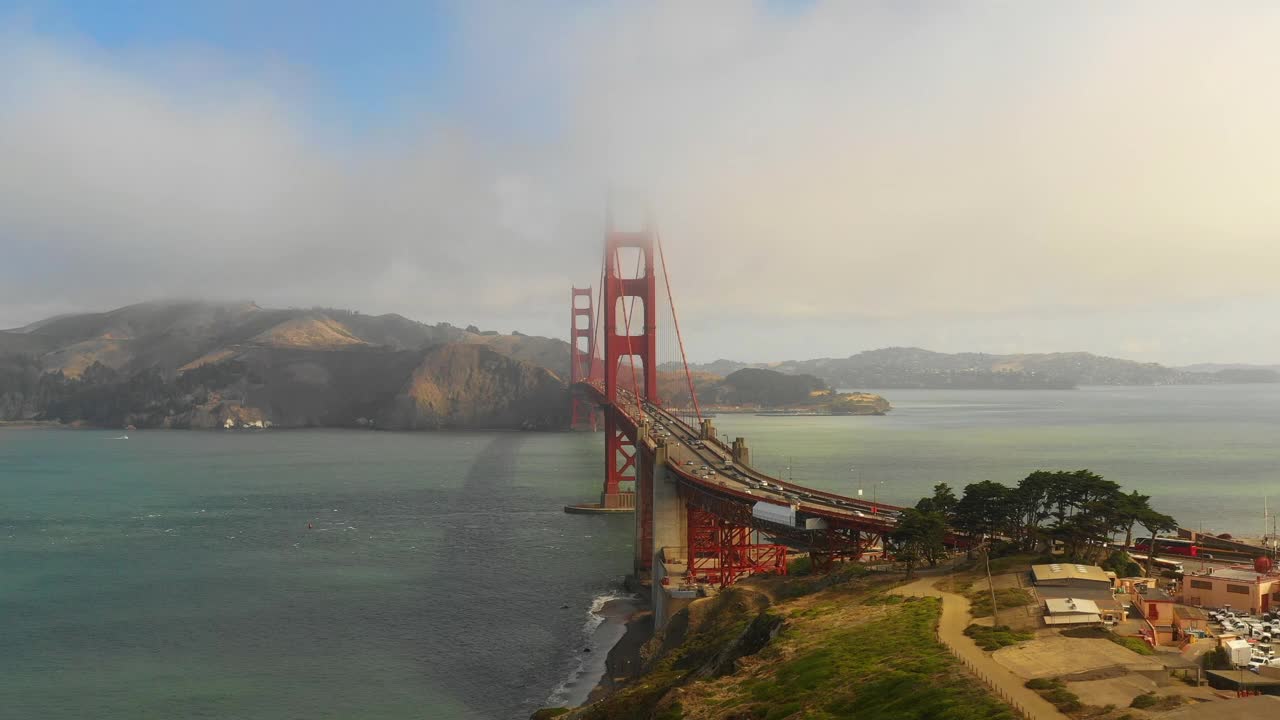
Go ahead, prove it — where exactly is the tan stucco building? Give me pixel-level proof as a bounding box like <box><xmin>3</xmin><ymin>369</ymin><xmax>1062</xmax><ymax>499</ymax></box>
<box><xmin>1181</xmin><ymin>566</ymin><xmax>1280</xmax><ymax>614</ymax></box>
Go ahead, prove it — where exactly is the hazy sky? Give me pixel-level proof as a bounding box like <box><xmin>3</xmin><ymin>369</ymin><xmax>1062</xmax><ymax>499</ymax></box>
<box><xmin>3</xmin><ymin>1</ymin><xmax>1279</xmax><ymax>365</ymax></box>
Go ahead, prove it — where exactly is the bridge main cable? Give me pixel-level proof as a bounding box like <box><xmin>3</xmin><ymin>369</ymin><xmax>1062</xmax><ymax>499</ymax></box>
<box><xmin>656</xmin><ymin>230</ymin><xmax>702</xmax><ymax>425</ymax></box>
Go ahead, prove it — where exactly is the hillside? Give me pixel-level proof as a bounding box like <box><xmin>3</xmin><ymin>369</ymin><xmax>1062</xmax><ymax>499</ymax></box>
<box><xmin>0</xmin><ymin>301</ymin><xmax>571</xmax><ymax>430</ymax></box>
<box><xmin>544</xmin><ymin>568</ymin><xmax>1015</xmax><ymax>720</ymax></box>
<box><xmin>661</xmin><ymin>367</ymin><xmax>891</xmax><ymax>415</ymax></box>
<box><xmin>676</xmin><ymin>347</ymin><xmax>1276</xmax><ymax>389</ymax></box>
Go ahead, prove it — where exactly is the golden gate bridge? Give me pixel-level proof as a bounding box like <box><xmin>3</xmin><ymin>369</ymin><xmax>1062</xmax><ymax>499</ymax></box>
<box><xmin>565</xmin><ymin>226</ymin><xmax>912</xmax><ymax>625</ymax></box>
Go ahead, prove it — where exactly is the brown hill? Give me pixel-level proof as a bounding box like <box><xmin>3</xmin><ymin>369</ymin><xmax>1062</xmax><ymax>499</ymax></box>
<box><xmin>251</xmin><ymin>315</ymin><xmax>367</xmax><ymax>349</ymax></box>
<box><xmin>377</xmin><ymin>345</ymin><xmax>567</xmax><ymax>430</ymax></box>
<box><xmin>0</xmin><ymin>301</ymin><xmax>573</xmax><ymax>430</ymax></box>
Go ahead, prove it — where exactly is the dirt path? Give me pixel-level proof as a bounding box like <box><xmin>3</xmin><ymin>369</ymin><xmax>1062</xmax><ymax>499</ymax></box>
<box><xmin>892</xmin><ymin>575</ymin><xmax>1068</xmax><ymax>720</ymax></box>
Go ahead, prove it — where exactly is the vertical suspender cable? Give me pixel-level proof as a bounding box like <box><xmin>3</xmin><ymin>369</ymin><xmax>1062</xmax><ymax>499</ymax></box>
<box><xmin>594</xmin><ymin>257</ymin><xmax>605</xmax><ymax>382</ymax></box>
<box><xmin>613</xmin><ymin>246</ymin><xmax>645</xmax><ymax>423</ymax></box>
<box><xmin>656</xmin><ymin>231</ymin><xmax>702</xmax><ymax>425</ymax></box>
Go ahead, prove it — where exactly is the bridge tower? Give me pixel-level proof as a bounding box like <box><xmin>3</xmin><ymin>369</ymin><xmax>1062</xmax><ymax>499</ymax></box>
<box><xmin>601</xmin><ymin>230</ymin><xmax>658</xmax><ymax>517</ymax></box>
<box><xmin>569</xmin><ymin>286</ymin><xmax>599</xmax><ymax>431</ymax></box>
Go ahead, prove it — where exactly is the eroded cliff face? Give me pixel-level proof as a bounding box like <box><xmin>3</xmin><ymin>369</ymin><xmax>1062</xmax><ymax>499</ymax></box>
<box><xmin>377</xmin><ymin>344</ymin><xmax>568</xmax><ymax>430</ymax></box>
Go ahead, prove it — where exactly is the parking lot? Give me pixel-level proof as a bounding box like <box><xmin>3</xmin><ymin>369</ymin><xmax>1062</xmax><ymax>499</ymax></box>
<box><xmin>1207</xmin><ymin>609</ymin><xmax>1280</xmax><ymax>668</ymax></box>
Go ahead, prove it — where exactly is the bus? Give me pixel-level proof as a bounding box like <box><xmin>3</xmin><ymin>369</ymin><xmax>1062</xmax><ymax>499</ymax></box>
<box><xmin>1133</xmin><ymin>537</ymin><xmax>1200</xmax><ymax>558</ymax></box>
<box><xmin>1125</xmin><ymin>552</ymin><xmax>1184</xmax><ymax>575</ymax></box>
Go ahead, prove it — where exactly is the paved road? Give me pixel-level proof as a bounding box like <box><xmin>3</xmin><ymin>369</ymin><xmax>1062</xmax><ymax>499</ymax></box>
<box><xmin>615</xmin><ymin>389</ymin><xmax>901</xmax><ymax>529</ymax></box>
<box><xmin>892</xmin><ymin>575</ymin><xmax>1068</xmax><ymax>720</ymax></box>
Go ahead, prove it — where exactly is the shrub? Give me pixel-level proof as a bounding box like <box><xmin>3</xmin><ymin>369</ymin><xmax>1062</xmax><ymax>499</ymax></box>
<box><xmin>1203</xmin><ymin>646</ymin><xmax>1232</xmax><ymax>670</ymax></box>
<box><xmin>1129</xmin><ymin>693</ymin><xmax>1157</xmax><ymax>709</ymax></box>
<box><xmin>1024</xmin><ymin>677</ymin><xmax>1082</xmax><ymax>712</ymax></box>
<box><xmin>964</xmin><ymin>624</ymin><xmax>1034</xmax><ymax>651</ymax></box>
<box><xmin>968</xmin><ymin>587</ymin><xmax>1035</xmax><ymax>618</ymax></box>
<box><xmin>1111</xmin><ymin>636</ymin><xmax>1155</xmax><ymax>656</ymax></box>
<box><xmin>1042</xmin><ymin>688</ymin><xmax>1082</xmax><ymax>712</ymax></box>
<box><xmin>1100</xmin><ymin>550</ymin><xmax>1142</xmax><ymax>578</ymax></box>
<box><xmin>788</xmin><ymin>556</ymin><xmax>814</xmax><ymax>576</ymax></box>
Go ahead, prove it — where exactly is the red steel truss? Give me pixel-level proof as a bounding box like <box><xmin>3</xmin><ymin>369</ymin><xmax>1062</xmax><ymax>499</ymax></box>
<box><xmin>569</xmin><ymin>286</ymin><xmax>599</xmax><ymax>431</ymax></box>
<box><xmin>686</xmin><ymin>505</ymin><xmax>788</xmax><ymax>588</ymax></box>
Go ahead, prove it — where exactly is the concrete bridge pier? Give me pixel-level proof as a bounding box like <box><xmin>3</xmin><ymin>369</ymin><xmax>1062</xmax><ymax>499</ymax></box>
<box><xmin>643</xmin><ymin>441</ymin><xmax>698</xmax><ymax>630</ymax></box>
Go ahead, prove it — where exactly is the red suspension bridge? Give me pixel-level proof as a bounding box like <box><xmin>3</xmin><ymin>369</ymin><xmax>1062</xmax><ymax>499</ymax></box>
<box><xmin>566</xmin><ymin>227</ymin><xmax>908</xmax><ymax>625</ymax></box>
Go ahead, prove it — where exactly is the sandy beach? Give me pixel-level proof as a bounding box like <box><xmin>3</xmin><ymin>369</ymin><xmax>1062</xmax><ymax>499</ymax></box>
<box><xmin>549</xmin><ymin>594</ymin><xmax>649</xmax><ymax>708</ymax></box>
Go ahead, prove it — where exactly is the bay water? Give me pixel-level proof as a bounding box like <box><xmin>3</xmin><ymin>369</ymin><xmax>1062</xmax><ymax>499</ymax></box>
<box><xmin>2</xmin><ymin>384</ymin><xmax>1278</xmax><ymax>718</ymax></box>
<box><xmin>713</xmin><ymin>384</ymin><xmax>1280</xmax><ymax>537</ymax></box>
<box><xmin>0</xmin><ymin>429</ymin><xmax>633</xmax><ymax>719</ymax></box>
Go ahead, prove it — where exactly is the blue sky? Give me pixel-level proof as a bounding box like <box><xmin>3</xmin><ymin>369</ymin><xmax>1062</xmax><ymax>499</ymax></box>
<box><xmin>11</xmin><ymin>1</ymin><xmax>460</xmax><ymax>133</ymax></box>
<box><xmin>3</xmin><ymin>1</ymin><xmax>1280</xmax><ymax>365</ymax></box>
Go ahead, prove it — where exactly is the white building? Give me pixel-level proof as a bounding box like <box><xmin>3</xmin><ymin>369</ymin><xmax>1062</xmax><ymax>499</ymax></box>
<box><xmin>1044</xmin><ymin>597</ymin><xmax>1103</xmax><ymax>626</ymax></box>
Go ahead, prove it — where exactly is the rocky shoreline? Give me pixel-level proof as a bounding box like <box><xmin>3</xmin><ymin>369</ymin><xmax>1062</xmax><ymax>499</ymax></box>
<box><xmin>585</xmin><ymin>600</ymin><xmax>653</xmax><ymax>704</ymax></box>
<box><xmin>534</xmin><ymin>593</ymin><xmax>655</xmax><ymax>719</ymax></box>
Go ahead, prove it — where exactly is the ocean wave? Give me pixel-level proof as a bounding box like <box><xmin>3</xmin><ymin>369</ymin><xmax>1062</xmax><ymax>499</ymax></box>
<box><xmin>543</xmin><ymin>590</ymin><xmax>641</xmax><ymax>708</ymax></box>
<box><xmin>583</xmin><ymin>590</ymin><xmax>637</xmax><ymax>634</ymax></box>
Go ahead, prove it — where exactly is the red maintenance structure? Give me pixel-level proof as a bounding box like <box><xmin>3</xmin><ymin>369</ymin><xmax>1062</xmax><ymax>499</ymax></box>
<box><xmin>567</xmin><ymin>224</ymin><xmax>932</xmax><ymax>617</ymax></box>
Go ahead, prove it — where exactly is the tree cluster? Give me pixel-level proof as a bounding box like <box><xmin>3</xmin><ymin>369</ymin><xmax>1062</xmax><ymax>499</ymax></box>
<box><xmin>0</xmin><ymin>356</ymin><xmax>253</xmax><ymax>427</ymax></box>
<box><xmin>891</xmin><ymin>471</ymin><xmax>1178</xmax><ymax>577</ymax></box>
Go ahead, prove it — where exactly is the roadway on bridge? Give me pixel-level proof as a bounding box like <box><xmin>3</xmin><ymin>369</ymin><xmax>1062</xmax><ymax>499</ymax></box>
<box><xmin>624</xmin><ymin>391</ymin><xmax>901</xmax><ymax>529</ymax></box>
<box><xmin>652</xmin><ymin>403</ymin><xmax>897</xmax><ymax>516</ymax></box>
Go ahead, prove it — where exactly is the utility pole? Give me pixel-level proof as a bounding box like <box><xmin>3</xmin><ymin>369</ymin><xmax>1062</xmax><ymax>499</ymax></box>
<box><xmin>985</xmin><ymin>542</ymin><xmax>999</xmax><ymax>627</ymax></box>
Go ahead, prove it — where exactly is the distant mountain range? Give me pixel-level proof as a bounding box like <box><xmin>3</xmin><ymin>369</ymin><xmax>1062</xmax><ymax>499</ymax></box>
<box><xmin>658</xmin><ymin>367</ymin><xmax>891</xmax><ymax>415</ymax></box>
<box><xmin>672</xmin><ymin>347</ymin><xmax>1280</xmax><ymax>390</ymax></box>
<box><xmin>6</xmin><ymin>303</ymin><xmax>1275</xmax><ymax>430</ymax></box>
<box><xmin>0</xmin><ymin>301</ymin><xmax>571</xmax><ymax>430</ymax></box>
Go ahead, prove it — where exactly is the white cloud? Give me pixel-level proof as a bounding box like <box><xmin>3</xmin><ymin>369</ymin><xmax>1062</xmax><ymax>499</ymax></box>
<box><xmin>2</xmin><ymin>2</ymin><xmax>1280</xmax><ymax>364</ymax></box>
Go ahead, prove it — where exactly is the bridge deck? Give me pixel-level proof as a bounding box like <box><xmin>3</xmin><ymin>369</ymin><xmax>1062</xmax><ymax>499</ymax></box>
<box><xmin>578</xmin><ymin>380</ymin><xmax>903</xmax><ymax>538</ymax></box>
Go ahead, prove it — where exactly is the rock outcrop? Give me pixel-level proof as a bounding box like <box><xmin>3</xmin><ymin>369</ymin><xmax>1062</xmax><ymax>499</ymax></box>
<box><xmin>378</xmin><ymin>345</ymin><xmax>568</xmax><ymax>430</ymax></box>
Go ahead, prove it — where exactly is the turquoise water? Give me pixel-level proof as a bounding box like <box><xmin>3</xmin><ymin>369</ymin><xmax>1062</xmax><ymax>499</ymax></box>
<box><xmin>0</xmin><ymin>429</ymin><xmax>633</xmax><ymax>719</ymax></box>
<box><xmin>2</xmin><ymin>384</ymin><xmax>1279</xmax><ymax>718</ymax></box>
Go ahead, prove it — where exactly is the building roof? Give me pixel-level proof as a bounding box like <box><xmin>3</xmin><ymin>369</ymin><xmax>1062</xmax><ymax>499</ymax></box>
<box><xmin>1035</xmin><ymin>586</ymin><xmax>1122</xmax><ymax>610</ymax></box>
<box><xmin>1032</xmin><ymin>563</ymin><xmax>1111</xmax><ymax>585</ymax></box>
<box><xmin>1156</xmin><ymin>694</ymin><xmax>1280</xmax><ymax>718</ymax></box>
<box><xmin>1174</xmin><ymin>605</ymin><xmax>1209</xmax><ymax>621</ymax></box>
<box><xmin>1135</xmin><ymin>586</ymin><xmax>1175</xmax><ymax>601</ymax></box>
<box><xmin>1206</xmin><ymin>568</ymin><xmax>1280</xmax><ymax>584</ymax></box>
<box><xmin>1045</xmin><ymin>613</ymin><xmax>1102</xmax><ymax>625</ymax></box>
<box><xmin>1046</xmin><ymin>597</ymin><xmax>1102</xmax><ymax>615</ymax></box>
